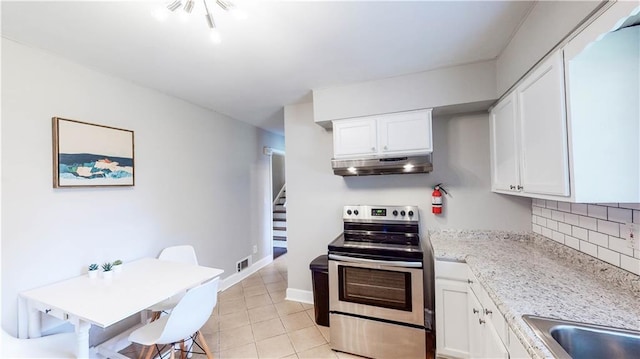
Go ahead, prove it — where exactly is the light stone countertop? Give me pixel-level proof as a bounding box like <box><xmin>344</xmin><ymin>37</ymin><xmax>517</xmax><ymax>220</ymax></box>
<box><xmin>429</xmin><ymin>230</ymin><xmax>640</xmax><ymax>359</ymax></box>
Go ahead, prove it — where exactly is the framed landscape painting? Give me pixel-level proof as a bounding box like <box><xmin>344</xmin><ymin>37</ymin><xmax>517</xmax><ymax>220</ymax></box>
<box><xmin>52</xmin><ymin>117</ymin><xmax>135</xmax><ymax>188</ymax></box>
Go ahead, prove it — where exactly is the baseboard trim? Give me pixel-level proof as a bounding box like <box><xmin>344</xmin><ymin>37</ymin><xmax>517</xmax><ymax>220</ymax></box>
<box><xmin>286</xmin><ymin>288</ymin><xmax>314</xmax><ymax>304</ymax></box>
<box><xmin>220</xmin><ymin>255</ymin><xmax>272</xmax><ymax>291</ymax></box>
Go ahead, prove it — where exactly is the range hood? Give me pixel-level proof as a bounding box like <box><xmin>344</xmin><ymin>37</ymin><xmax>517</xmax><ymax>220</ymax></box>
<box><xmin>332</xmin><ymin>155</ymin><xmax>433</xmax><ymax>177</ymax></box>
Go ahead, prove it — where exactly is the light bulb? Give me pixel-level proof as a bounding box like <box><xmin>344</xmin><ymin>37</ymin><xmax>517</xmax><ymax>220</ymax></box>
<box><xmin>210</xmin><ymin>29</ymin><xmax>222</xmax><ymax>44</ymax></box>
<box><xmin>183</xmin><ymin>0</ymin><xmax>195</xmax><ymax>13</ymax></box>
<box><xmin>152</xmin><ymin>7</ymin><xmax>169</xmax><ymax>22</ymax></box>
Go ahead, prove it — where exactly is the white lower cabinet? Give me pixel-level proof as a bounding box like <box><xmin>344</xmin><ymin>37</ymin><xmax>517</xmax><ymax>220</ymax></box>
<box><xmin>484</xmin><ymin>322</ymin><xmax>510</xmax><ymax>359</ymax></box>
<box><xmin>435</xmin><ymin>279</ymin><xmax>470</xmax><ymax>358</ymax></box>
<box><xmin>508</xmin><ymin>328</ymin><xmax>531</xmax><ymax>359</ymax></box>
<box><xmin>468</xmin><ymin>271</ymin><xmax>509</xmax><ymax>359</ymax></box>
<box><xmin>435</xmin><ymin>260</ymin><xmax>529</xmax><ymax>359</ymax></box>
<box><xmin>467</xmin><ymin>291</ymin><xmax>485</xmax><ymax>358</ymax></box>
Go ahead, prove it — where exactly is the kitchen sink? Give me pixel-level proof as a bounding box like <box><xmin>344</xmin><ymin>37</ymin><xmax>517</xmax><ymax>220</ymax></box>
<box><xmin>522</xmin><ymin>315</ymin><xmax>640</xmax><ymax>359</ymax></box>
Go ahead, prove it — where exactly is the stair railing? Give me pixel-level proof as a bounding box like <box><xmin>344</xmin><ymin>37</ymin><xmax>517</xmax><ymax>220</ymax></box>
<box><xmin>273</xmin><ymin>184</ymin><xmax>286</xmax><ymax>208</ymax></box>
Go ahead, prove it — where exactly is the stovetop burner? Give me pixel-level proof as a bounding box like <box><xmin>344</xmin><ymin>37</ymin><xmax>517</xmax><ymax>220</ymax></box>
<box><xmin>328</xmin><ymin>205</ymin><xmax>424</xmax><ymax>262</ymax></box>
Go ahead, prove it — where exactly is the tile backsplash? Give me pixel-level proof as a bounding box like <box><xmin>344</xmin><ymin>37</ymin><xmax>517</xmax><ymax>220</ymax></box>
<box><xmin>532</xmin><ymin>200</ymin><xmax>640</xmax><ymax>275</ymax></box>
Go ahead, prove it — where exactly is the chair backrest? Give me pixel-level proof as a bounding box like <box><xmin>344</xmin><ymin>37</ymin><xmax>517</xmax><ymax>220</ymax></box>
<box><xmin>158</xmin><ymin>245</ymin><xmax>198</xmax><ymax>265</ymax></box>
<box><xmin>156</xmin><ymin>277</ymin><xmax>219</xmax><ymax>344</ymax></box>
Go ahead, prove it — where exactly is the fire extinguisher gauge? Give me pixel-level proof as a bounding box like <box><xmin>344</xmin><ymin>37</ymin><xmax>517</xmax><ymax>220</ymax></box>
<box><xmin>434</xmin><ymin>183</ymin><xmax>449</xmax><ymax>196</ymax></box>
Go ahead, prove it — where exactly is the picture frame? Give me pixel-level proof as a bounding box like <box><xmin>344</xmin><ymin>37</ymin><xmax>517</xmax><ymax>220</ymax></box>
<box><xmin>52</xmin><ymin>117</ymin><xmax>135</xmax><ymax>188</ymax></box>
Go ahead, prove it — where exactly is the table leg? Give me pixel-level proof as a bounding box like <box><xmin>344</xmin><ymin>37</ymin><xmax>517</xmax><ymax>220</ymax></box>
<box><xmin>73</xmin><ymin>320</ymin><xmax>92</xmax><ymax>359</ymax></box>
<box><xmin>26</xmin><ymin>302</ymin><xmax>42</xmax><ymax>338</ymax></box>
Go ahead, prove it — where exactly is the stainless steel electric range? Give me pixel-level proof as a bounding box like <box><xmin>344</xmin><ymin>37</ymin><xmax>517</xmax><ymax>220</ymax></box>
<box><xmin>328</xmin><ymin>205</ymin><xmax>435</xmax><ymax>359</ymax></box>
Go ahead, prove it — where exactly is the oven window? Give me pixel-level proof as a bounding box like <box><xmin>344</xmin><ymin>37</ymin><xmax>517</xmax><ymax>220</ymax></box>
<box><xmin>338</xmin><ymin>265</ymin><xmax>412</xmax><ymax>311</ymax></box>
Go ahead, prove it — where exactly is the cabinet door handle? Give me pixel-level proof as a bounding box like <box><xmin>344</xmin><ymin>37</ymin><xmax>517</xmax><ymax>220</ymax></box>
<box><xmin>467</xmin><ymin>279</ymin><xmax>474</xmax><ymax>284</ymax></box>
<box><xmin>509</xmin><ymin>185</ymin><xmax>516</xmax><ymax>190</ymax></box>
<box><xmin>484</xmin><ymin>309</ymin><xmax>492</xmax><ymax>315</ymax></box>
<box><xmin>384</xmin><ymin>145</ymin><xmax>388</xmax><ymax>150</ymax></box>
<box><xmin>371</xmin><ymin>147</ymin><xmax>376</xmax><ymax>151</ymax></box>
<box><xmin>479</xmin><ymin>318</ymin><xmax>486</xmax><ymax>325</ymax></box>
<box><xmin>472</xmin><ymin>308</ymin><xmax>479</xmax><ymax>314</ymax></box>
<box><xmin>517</xmin><ymin>185</ymin><xmax>523</xmax><ymax>190</ymax></box>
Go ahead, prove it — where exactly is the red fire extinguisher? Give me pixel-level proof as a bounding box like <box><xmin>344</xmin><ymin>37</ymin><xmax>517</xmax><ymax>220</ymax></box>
<box><xmin>432</xmin><ymin>183</ymin><xmax>448</xmax><ymax>215</ymax></box>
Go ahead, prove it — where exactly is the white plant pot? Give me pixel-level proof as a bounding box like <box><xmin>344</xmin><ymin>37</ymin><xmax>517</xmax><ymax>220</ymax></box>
<box><xmin>102</xmin><ymin>271</ymin><xmax>113</xmax><ymax>280</ymax></box>
<box><xmin>88</xmin><ymin>270</ymin><xmax>98</xmax><ymax>279</ymax></box>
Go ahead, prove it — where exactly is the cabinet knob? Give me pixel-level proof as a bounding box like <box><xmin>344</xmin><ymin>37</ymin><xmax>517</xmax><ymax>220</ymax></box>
<box><xmin>384</xmin><ymin>145</ymin><xmax>388</xmax><ymax>150</ymax></box>
<box><xmin>517</xmin><ymin>185</ymin><xmax>523</xmax><ymax>190</ymax></box>
<box><xmin>371</xmin><ymin>147</ymin><xmax>376</xmax><ymax>151</ymax></box>
<box><xmin>472</xmin><ymin>308</ymin><xmax>480</xmax><ymax>314</ymax></box>
<box><xmin>509</xmin><ymin>185</ymin><xmax>516</xmax><ymax>190</ymax></box>
<box><xmin>479</xmin><ymin>318</ymin><xmax>486</xmax><ymax>325</ymax></box>
<box><xmin>484</xmin><ymin>309</ymin><xmax>492</xmax><ymax>315</ymax></box>
<box><xmin>467</xmin><ymin>279</ymin><xmax>474</xmax><ymax>284</ymax></box>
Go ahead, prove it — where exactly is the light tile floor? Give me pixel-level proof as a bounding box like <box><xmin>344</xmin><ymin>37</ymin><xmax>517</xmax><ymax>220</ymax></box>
<box><xmin>121</xmin><ymin>254</ymin><xmax>363</xmax><ymax>359</ymax></box>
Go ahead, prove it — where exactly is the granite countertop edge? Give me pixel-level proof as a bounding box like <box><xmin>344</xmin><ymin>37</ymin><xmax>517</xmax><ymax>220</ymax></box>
<box><xmin>429</xmin><ymin>229</ymin><xmax>640</xmax><ymax>359</ymax></box>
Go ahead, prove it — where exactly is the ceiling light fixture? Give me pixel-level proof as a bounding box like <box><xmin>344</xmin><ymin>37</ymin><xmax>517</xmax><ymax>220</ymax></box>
<box><xmin>157</xmin><ymin>0</ymin><xmax>245</xmax><ymax>44</ymax></box>
<box><xmin>183</xmin><ymin>0</ymin><xmax>195</xmax><ymax>13</ymax></box>
<box><xmin>203</xmin><ymin>0</ymin><xmax>222</xmax><ymax>44</ymax></box>
<box><xmin>167</xmin><ymin>0</ymin><xmax>182</xmax><ymax>12</ymax></box>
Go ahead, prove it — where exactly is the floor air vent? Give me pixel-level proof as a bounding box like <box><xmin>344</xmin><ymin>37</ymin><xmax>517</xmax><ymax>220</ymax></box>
<box><xmin>236</xmin><ymin>256</ymin><xmax>251</xmax><ymax>272</ymax></box>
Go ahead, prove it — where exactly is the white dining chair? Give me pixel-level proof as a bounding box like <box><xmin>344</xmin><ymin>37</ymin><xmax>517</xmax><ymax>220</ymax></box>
<box><xmin>148</xmin><ymin>245</ymin><xmax>199</xmax><ymax>321</ymax></box>
<box><xmin>1</xmin><ymin>329</ymin><xmax>77</xmax><ymax>358</ymax></box>
<box><xmin>158</xmin><ymin>245</ymin><xmax>199</xmax><ymax>265</ymax></box>
<box><xmin>129</xmin><ymin>277</ymin><xmax>219</xmax><ymax>359</ymax></box>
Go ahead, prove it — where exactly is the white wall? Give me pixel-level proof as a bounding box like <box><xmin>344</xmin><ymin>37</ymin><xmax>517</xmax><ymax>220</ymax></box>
<box><xmin>1</xmin><ymin>39</ymin><xmax>284</xmax><ymax>336</ymax></box>
<box><xmin>312</xmin><ymin>60</ymin><xmax>496</xmax><ymax>125</ymax></box>
<box><xmin>284</xmin><ymin>102</ymin><xmax>531</xmax><ymax>293</ymax></box>
<box><xmin>496</xmin><ymin>0</ymin><xmax>602</xmax><ymax>96</ymax></box>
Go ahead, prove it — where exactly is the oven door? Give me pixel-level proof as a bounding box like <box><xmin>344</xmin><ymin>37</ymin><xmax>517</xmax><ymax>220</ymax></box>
<box><xmin>328</xmin><ymin>254</ymin><xmax>424</xmax><ymax>327</ymax></box>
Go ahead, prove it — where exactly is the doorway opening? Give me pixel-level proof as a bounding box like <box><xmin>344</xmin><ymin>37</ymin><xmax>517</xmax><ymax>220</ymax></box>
<box><xmin>269</xmin><ymin>149</ymin><xmax>286</xmax><ymax>260</ymax></box>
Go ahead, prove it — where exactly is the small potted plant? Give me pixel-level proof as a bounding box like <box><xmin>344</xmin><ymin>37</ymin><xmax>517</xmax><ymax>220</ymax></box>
<box><xmin>88</xmin><ymin>263</ymin><xmax>99</xmax><ymax>279</ymax></box>
<box><xmin>112</xmin><ymin>259</ymin><xmax>123</xmax><ymax>273</ymax></box>
<box><xmin>101</xmin><ymin>262</ymin><xmax>114</xmax><ymax>280</ymax></box>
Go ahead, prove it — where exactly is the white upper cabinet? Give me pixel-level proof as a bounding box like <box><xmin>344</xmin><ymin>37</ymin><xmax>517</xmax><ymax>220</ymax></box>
<box><xmin>489</xmin><ymin>92</ymin><xmax>520</xmax><ymax>192</ymax></box>
<box><xmin>378</xmin><ymin>110</ymin><xmax>433</xmax><ymax>155</ymax></box>
<box><xmin>333</xmin><ymin>109</ymin><xmax>432</xmax><ymax>159</ymax></box>
<box><xmin>490</xmin><ymin>51</ymin><xmax>570</xmax><ymax>198</ymax></box>
<box><xmin>332</xmin><ymin>118</ymin><xmax>377</xmax><ymax>157</ymax></box>
<box><xmin>517</xmin><ymin>50</ymin><xmax>570</xmax><ymax>197</ymax></box>
<box><xmin>490</xmin><ymin>2</ymin><xmax>640</xmax><ymax>202</ymax></box>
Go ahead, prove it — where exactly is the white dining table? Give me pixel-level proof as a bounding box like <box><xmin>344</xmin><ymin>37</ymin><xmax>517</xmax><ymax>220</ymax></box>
<box><xmin>19</xmin><ymin>258</ymin><xmax>224</xmax><ymax>359</ymax></box>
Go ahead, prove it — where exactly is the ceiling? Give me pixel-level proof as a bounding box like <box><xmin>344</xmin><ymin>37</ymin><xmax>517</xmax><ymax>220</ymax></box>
<box><xmin>1</xmin><ymin>1</ymin><xmax>534</xmax><ymax>135</ymax></box>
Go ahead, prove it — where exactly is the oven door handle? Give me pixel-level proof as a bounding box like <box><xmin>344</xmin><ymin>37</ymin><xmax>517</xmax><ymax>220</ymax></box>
<box><xmin>328</xmin><ymin>254</ymin><xmax>422</xmax><ymax>268</ymax></box>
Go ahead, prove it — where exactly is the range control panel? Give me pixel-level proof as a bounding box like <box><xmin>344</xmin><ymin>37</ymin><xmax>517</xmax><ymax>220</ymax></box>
<box><xmin>343</xmin><ymin>205</ymin><xmax>419</xmax><ymax>222</ymax></box>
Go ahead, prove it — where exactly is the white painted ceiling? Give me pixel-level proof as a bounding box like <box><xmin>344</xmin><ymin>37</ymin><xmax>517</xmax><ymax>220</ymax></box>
<box><xmin>1</xmin><ymin>1</ymin><xmax>534</xmax><ymax>135</ymax></box>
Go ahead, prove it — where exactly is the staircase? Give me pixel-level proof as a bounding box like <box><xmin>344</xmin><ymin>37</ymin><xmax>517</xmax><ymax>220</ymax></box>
<box><xmin>273</xmin><ymin>185</ymin><xmax>287</xmax><ymax>251</ymax></box>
